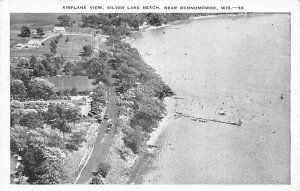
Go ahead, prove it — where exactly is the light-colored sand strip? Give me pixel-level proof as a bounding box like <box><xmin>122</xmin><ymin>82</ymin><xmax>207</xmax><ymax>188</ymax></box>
<box><xmin>147</xmin><ymin>97</ymin><xmax>176</xmax><ymax>146</ymax></box>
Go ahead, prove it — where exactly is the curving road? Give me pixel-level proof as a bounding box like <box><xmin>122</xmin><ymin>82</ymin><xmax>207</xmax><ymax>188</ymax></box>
<box><xmin>76</xmin><ymin>86</ymin><xmax>118</xmax><ymax>184</ymax></box>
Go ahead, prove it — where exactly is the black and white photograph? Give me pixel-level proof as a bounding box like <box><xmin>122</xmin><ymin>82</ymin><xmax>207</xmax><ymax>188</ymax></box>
<box><xmin>1</xmin><ymin>0</ymin><xmax>300</xmax><ymax>190</ymax></box>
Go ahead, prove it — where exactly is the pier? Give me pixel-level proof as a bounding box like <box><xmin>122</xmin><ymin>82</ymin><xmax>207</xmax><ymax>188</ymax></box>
<box><xmin>174</xmin><ymin>112</ymin><xmax>242</xmax><ymax>126</ymax></box>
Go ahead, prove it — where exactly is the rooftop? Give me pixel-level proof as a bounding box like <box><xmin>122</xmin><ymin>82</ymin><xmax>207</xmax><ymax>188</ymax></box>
<box><xmin>27</xmin><ymin>39</ymin><xmax>41</xmax><ymax>44</ymax></box>
<box><xmin>53</xmin><ymin>27</ymin><xmax>65</xmax><ymax>30</ymax></box>
<box><xmin>43</xmin><ymin>76</ymin><xmax>92</xmax><ymax>92</ymax></box>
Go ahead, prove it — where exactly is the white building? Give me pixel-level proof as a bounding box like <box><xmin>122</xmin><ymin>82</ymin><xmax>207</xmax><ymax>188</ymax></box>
<box><xmin>27</xmin><ymin>40</ymin><xmax>42</xmax><ymax>48</ymax></box>
<box><xmin>15</xmin><ymin>43</ymin><xmax>24</xmax><ymax>49</ymax></box>
<box><xmin>53</xmin><ymin>27</ymin><xmax>66</xmax><ymax>33</ymax></box>
<box><xmin>30</xmin><ymin>29</ymin><xmax>37</xmax><ymax>35</ymax></box>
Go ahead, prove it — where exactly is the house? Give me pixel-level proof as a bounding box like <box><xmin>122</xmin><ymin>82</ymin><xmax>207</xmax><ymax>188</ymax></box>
<box><xmin>15</xmin><ymin>43</ymin><xmax>24</xmax><ymax>49</ymax></box>
<box><xmin>43</xmin><ymin>76</ymin><xmax>92</xmax><ymax>93</ymax></box>
<box><xmin>53</xmin><ymin>27</ymin><xmax>65</xmax><ymax>33</ymax></box>
<box><xmin>30</xmin><ymin>29</ymin><xmax>37</xmax><ymax>35</ymax></box>
<box><xmin>27</xmin><ymin>40</ymin><xmax>41</xmax><ymax>48</ymax></box>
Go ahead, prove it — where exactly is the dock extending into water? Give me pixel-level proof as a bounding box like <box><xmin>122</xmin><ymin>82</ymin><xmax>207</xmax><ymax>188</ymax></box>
<box><xmin>174</xmin><ymin>112</ymin><xmax>242</xmax><ymax>126</ymax></box>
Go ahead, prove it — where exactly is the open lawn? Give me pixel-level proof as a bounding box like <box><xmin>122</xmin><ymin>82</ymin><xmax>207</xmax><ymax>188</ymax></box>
<box><xmin>10</xmin><ymin>13</ymin><xmax>102</xmax><ymax>59</ymax></box>
<box><xmin>10</xmin><ymin>34</ymin><xmax>92</xmax><ymax>59</ymax></box>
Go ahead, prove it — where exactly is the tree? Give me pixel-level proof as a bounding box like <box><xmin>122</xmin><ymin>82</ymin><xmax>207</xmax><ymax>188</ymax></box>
<box><xmin>34</xmin><ymin>159</ymin><xmax>69</xmax><ymax>184</ymax></box>
<box><xmin>57</xmin><ymin>15</ymin><xmax>71</xmax><ymax>26</ymax></box>
<box><xmin>45</xmin><ymin>104</ymin><xmax>66</xmax><ymax>122</ymax></box>
<box><xmin>10</xmin><ymin>125</ymin><xmax>70</xmax><ymax>184</ymax></box>
<box><xmin>29</xmin><ymin>146</ymin><xmax>69</xmax><ymax>184</ymax></box>
<box><xmin>28</xmin><ymin>78</ymin><xmax>55</xmax><ymax>100</ymax></box>
<box><xmin>36</xmin><ymin>28</ymin><xmax>45</xmax><ymax>37</ymax></box>
<box><xmin>65</xmin><ymin>106</ymin><xmax>81</xmax><ymax>124</ymax></box>
<box><xmin>82</xmin><ymin>45</ymin><xmax>93</xmax><ymax>57</ymax></box>
<box><xmin>65</xmin><ymin>37</ymin><xmax>70</xmax><ymax>43</ymax></box>
<box><xmin>11</xmin><ymin>67</ymin><xmax>30</xmax><ymax>84</ymax></box>
<box><xmin>52</xmin><ymin>118</ymin><xmax>72</xmax><ymax>134</ymax></box>
<box><xmin>66</xmin><ymin>130</ymin><xmax>86</xmax><ymax>151</ymax></box>
<box><xmin>69</xmin><ymin>130</ymin><xmax>86</xmax><ymax>145</ymax></box>
<box><xmin>91</xmin><ymin>86</ymin><xmax>107</xmax><ymax>106</ymax></box>
<box><xmin>33</xmin><ymin>61</ymin><xmax>48</xmax><ymax>77</ymax></box>
<box><xmin>19</xmin><ymin>112</ymin><xmax>43</xmax><ymax>129</ymax></box>
<box><xmin>11</xmin><ymin>112</ymin><xmax>21</xmax><ymax>127</ymax></box>
<box><xmin>90</xmin><ymin>175</ymin><xmax>104</xmax><ymax>184</ymax></box>
<box><xmin>94</xmin><ymin>163</ymin><xmax>112</xmax><ymax>178</ymax></box>
<box><xmin>146</xmin><ymin>13</ymin><xmax>165</xmax><ymax>26</ymax></box>
<box><xmin>17</xmin><ymin>59</ymin><xmax>27</xmax><ymax>68</ymax></box>
<box><xmin>63</xmin><ymin>89</ymin><xmax>70</xmax><ymax>96</ymax></box>
<box><xmin>41</xmin><ymin>59</ymin><xmax>60</xmax><ymax>77</ymax></box>
<box><xmin>29</xmin><ymin>55</ymin><xmax>37</xmax><ymax>68</ymax></box>
<box><xmin>20</xmin><ymin>26</ymin><xmax>31</xmax><ymax>37</ymax></box>
<box><xmin>11</xmin><ymin>80</ymin><xmax>27</xmax><ymax>99</ymax></box>
<box><xmin>70</xmin><ymin>87</ymin><xmax>78</xmax><ymax>96</ymax></box>
<box><xmin>50</xmin><ymin>40</ymin><xmax>57</xmax><ymax>54</ymax></box>
<box><xmin>10</xmin><ymin>125</ymin><xmax>29</xmax><ymax>153</ymax></box>
<box><xmin>123</xmin><ymin>126</ymin><xmax>143</xmax><ymax>154</ymax></box>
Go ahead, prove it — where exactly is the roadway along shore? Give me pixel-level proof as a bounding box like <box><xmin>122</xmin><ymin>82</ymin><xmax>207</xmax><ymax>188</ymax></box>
<box><xmin>76</xmin><ymin>86</ymin><xmax>118</xmax><ymax>184</ymax></box>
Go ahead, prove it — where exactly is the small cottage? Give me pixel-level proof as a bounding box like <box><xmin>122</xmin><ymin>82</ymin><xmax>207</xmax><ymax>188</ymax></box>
<box><xmin>53</xmin><ymin>27</ymin><xmax>66</xmax><ymax>33</ymax></box>
<box><xmin>30</xmin><ymin>29</ymin><xmax>37</xmax><ymax>35</ymax></box>
<box><xmin>27</xmin><ymin>40</ymin><xmax>41</xmax><ymax>48</ymax></box>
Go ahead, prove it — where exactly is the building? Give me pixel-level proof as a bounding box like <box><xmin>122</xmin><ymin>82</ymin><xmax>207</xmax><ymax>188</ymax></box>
<box><xmin>53</xmin><ymin>27</ymin><xmax>65</xmax><ymax>33</ymax></box>
<box><xmin>15</xmin><ymin>43</ymin><xmax>24</xmax><ymax>49</ymax></box>
<box><xmin>43</xmin><ymin>76</ymin><xmax>92</xmax><ymax>92</ymax></box>
<box><xmin>30</xmin><ymin>29</ymin><xmax>37</xmax><ymax>35</ymax></box>
<box><xmin>27</xmin><ymin>40</ymin><xmax>41</xmax><ymax>48</ymax></box>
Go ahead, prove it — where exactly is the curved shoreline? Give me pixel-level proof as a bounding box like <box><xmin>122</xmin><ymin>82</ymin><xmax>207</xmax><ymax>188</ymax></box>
<box><xmin>128</xmin><ymin>13</ymin><xmax>291</xmax><ymax>184</ymax></box>
<box><xmin>147</xmin><ymin>97</ymin><xmax>176</xmax><ymax>146</ymax></box>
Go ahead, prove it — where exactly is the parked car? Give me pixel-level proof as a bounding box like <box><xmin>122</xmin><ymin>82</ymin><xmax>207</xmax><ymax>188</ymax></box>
<box><xmin>106</xmin><ymin>123</ymin><xmax>113</xmax><ymax>133</ymax></box>
<box><xmin>104</xmin><ymin>114</ymin><xmax>109</xmax><ymax>120</ymax></box>
<box><xmin>105</xmin><ymin>128</ymin><xmax>111</xmax><ymax>133</ymax></box>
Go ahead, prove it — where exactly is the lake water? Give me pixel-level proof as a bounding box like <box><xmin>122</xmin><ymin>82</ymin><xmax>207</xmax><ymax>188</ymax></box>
<box><xmin>131</xmin><ymin>13</ymin><xmax>290</xmax><ymax>184</ymax></box>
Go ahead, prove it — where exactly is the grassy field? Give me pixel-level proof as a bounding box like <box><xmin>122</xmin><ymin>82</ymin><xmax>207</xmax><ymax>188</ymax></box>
<box><xmin>10</xmin><ymin>34</ymin><xmax>92</xmax><ymax>58</ymax></box>
<box><xmin>10</xmin><ymin>13</ymin><xmax>99</xmax><ymax>59</ymax></box>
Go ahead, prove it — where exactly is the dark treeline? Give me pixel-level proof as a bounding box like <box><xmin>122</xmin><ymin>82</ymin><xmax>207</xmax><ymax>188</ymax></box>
<box><xmin>10</xmin><ymin>102</ymin><xmax>85</xmax><ymax>184</ymax></box>
<box><xmin>81</xmin><ymin>13</ymin><xmax>202</xmax><ymax>36</ymax></box>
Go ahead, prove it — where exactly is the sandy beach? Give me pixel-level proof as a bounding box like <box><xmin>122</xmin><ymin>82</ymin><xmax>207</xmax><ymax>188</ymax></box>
<box><xmin>146</xmin><ymin>97</ymin><xmax>176</xmax><ymax>147</ymax></box>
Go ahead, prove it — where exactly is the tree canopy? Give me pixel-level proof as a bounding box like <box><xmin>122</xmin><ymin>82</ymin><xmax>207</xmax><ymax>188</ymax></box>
<box><xmin>50</xmin><ymin>40</ymin><xmax>57</xmax><ymax>54</ymax></box>
<box><xmin>19</xmin><ymin>112</ymin><xmax>43</xmax><ymax>129</ymax></box>
<box><xmin>10</xmin><ymin>125</ymin><xmax>70</xmax><ymax>184</ymax></box>
<box><xmin>28</xmin><ymin>78</ymin><xmax>55</xmax><ymax>100</ymax></box>
<box><xmin>20</xmin><ymin>26</ymin><xmax>31</xmax><ymax>37</ymax></box>
<box><xmin>36</xmin><ymin>28</ymin><xmax>45</xmax><ymax>37</ymax></box>
<box><xmin>11</xmin><ymin>79</ymin><xmax>27</xmax><ymax>99</ymax></box>
<box><xmin>82</xmin><ymin>45</ymin><xmax>93</xmax><ymax>57</ymax></box>
<box><xmin>57</xmin><ymin>15</ymin><xmax>71</xmax><ymax>26</ymax></box>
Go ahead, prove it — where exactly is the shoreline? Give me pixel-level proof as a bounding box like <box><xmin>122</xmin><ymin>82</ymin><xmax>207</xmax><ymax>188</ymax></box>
<box><xmin>125</xmin><ymin>14</ymin><xmax>237</xmax><ymax>43</ymax></box>
<box><xmin>146</xmin><ymin>97</ymin><xmax>175</xmax><ymax>148</ymax></box>
<box><xmin>113</xmin><ymin>13</ymin><xmax>246</xmax><ymax>184</ymax></box>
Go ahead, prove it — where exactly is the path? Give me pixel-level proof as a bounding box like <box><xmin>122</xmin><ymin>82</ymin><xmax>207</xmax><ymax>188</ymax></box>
<box><xmin>76</xmin><ymin>86</ymin><xmax>118</xmax><ymax>184</ymax></box>
<box><xmin>40</xmin><ymin>32</ymin><xmax>93</xmax><ymax>43</ymax></box>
